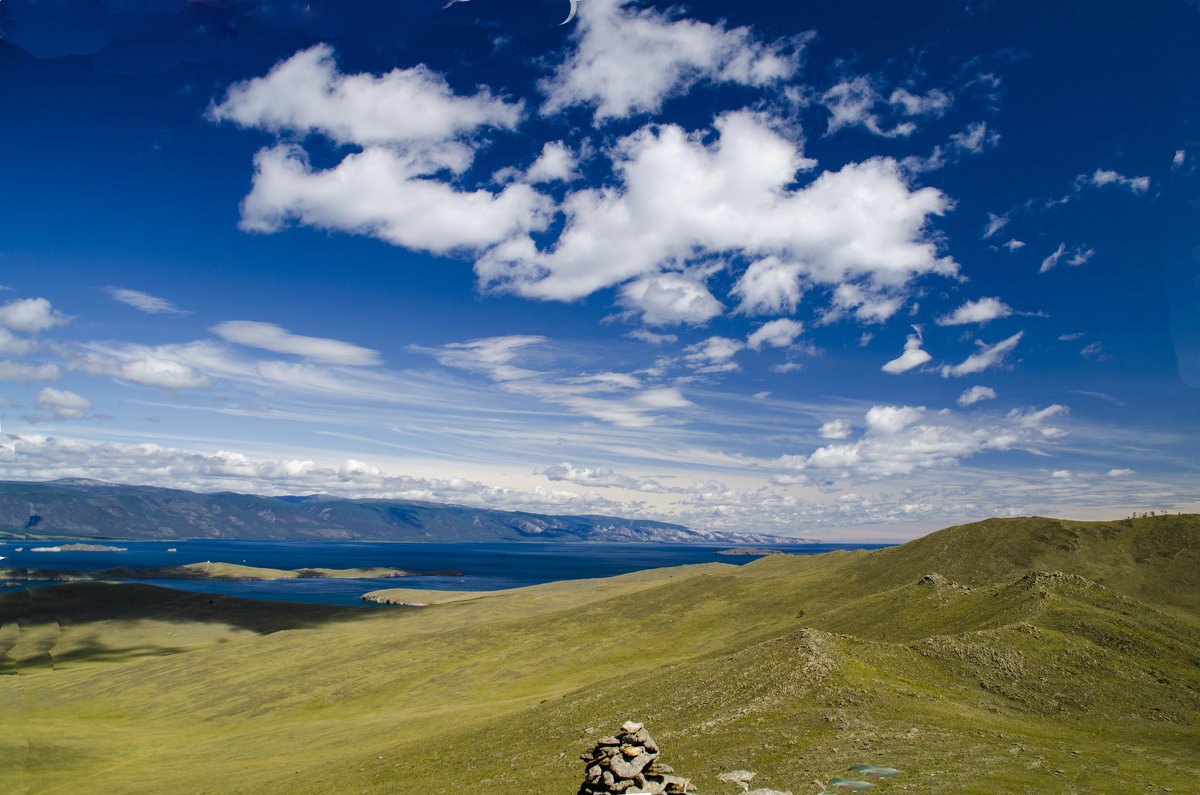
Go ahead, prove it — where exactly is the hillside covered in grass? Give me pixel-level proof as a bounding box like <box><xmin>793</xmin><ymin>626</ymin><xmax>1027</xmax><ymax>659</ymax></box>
<box><xmin>2</xmin><ymin>514</ymin><xmax>1198</xmax><ymax>793</ymax></box>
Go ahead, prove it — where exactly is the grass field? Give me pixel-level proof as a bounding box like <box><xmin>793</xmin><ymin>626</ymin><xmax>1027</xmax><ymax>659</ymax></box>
<box><xmin>2</xmin><ymin>514</ymin><xmax>1198</xmax><ymax>793</ymax></box>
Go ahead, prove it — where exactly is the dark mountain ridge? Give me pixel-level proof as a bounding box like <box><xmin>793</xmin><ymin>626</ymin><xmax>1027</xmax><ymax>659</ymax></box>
<box><xmin>0</xmin><ymin>479</ymin><xmax>814</xmax><ymax>545</ymax></box>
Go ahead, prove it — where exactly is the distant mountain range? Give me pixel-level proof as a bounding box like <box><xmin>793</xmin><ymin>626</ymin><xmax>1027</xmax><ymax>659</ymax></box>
<box><xmin>0</xmin><ymin>479</ymin><xmax>815</xmax><ymax>545</ymax></box>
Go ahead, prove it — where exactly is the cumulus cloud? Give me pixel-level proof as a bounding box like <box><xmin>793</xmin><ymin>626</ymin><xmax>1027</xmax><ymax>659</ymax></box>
<box><xmin>0</xmin><ymin>361</ymin><xmax>61</xmax><ymax>383</ymax></box>
<box><xmin>209</xmin><ymin>44</ymin><xmax>523</xmax><ymax>147</ymax></box>
<box><xmin>1040</xmin><ymin>243</ymin><xmax>1066</xmax><ymax>273</ymax></box>
<box><xmin>525</xmin><ymin>141</ymin><xmax>578</xmax><ymax>183</ymax></box>
<box><xmin>957</xmin><ymin>385</ymin><xmax>996</xmax><ymax>406</ymax></box>
<box><xmin>1172</xmin><ymin>150</ymin><xmax>1187</xmax><ymax>171</ymax></box>
<box><xmin>236</xmin><ymin>144</ymin><xmax>552</xmax><ymax>253</ymax></box>
<box><xmin>540</xmin><ymin>461</ymin><xmax>674</xmax><ymax>492</ymax></box>
<box><xmin>936</xmin><ymin>297</ymin><xmax>1012</xmax><ymax>326</ymax></box>
<box><xmin>732</xmin><ymin>256</ymin><xmax>805</xmax><ymax>315</ymax></box>
<box><xmin>476</xmin><ymin>112</ymin><xmax>955</xmax><ymax>320</ymax></box>
<box><xmin>0</xmin><ymin>329</ymin><xmax>35</xmax><ymax>356</ymax></box>
<box><xmin>540</xmin><ymin>0</ymin><xmax>804</xmax><ymax>120</ymax></box>
<box><xmin>0</xmin><ymin>297</ymin><xmax>70</xmax><ymax>333</ymax></box>
<box><xmin>211</xmin><ymin>320</ymin><xmax>381</xmax><ymax>366</ymax></box>
<box><xmin>0</xmin><ymin>433</ymin><xmax>621</xmax><ymax>513</ymax></box>
<box><xmin>774</xmin><ymin>401</ymin><xmax>1068</xmax><ymax>480</ymax></box>
<box><xmin>746</xmin><ymin>318</ymin><xmax>803</xmax><ymax>351</ymax></box>
<box><xmin>1108</xmin><ymin>468</ymin><xmax>1134</xmax><ymax>477</ymax></box>
<box><xmin>208</xmin><ymin>46</ymin><xmax>552</xmax><ymax>255</ymax></box>
<box><xmin>819</xmin><ymin>419</ymin><xmax>852</xmax><ymax>439</ymax></box>
<box><xmin>941</xmin><ymin>331</ymin><xmax>1023</xmax><ymax>377</ymax></box>
<box><xmin>34</xmin><ymin>387</ymin><xmax>92</xmax><ymax>420</ymax></box>
<box><xmin>618</xmin><ymin>272</ymin><xmax>724</xmax><ymax>327</ymax></box>
<box><xmin>683</xmin><ymin>336</ymin><xmax>744</xmax><ymax>373</ymax></box>
<box><xmin>881</xmin><ymin>332</ymin><xmax>931</xmax><ymax>374</ymax></box>
<box><xmin>105</xmin><ymin>287</ymin><xmax>188</xmax><ymax>315</ymax></box>
<box><xmin>1002</xmin><ymin>239</ymin><xmax>1025</xmax><ymax>251</ymax></box>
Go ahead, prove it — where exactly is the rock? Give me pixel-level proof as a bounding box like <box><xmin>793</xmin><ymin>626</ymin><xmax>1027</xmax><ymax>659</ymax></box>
<box><xmin>611</xmin><ymin>753</ymin><xmax>653</xmax><ymax>779</ymax></box>
<box><xmin>577</xmin><ymin>721</ymin><xmax>694</xmax><ymax>795</ymax></box>
<box><xmin>717</xmin><ymin>769</ymin><xmax>757</xmax><ymax>787</ymax></box>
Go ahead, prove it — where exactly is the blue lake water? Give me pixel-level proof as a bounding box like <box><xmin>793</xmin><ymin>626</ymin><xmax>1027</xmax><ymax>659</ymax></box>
<box><xmin>0</xmin><ymin>539</ymin><xmax>887</xmax><ymax>606</ymax></box>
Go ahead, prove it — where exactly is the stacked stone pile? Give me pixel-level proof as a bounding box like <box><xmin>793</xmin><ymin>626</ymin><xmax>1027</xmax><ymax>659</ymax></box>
<box><xmin>578</xmin><ymin>720</ymin><xmax>697</xmax><ymax>795</ymax></box>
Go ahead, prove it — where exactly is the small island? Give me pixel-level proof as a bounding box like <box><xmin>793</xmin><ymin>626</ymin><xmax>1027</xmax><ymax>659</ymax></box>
<box><xmin>31</xmin><ymin>543</ymin><xmax>129</xmax><ymax>552</ymax></box>
<box><xmin>0</xmin><ymin>561</ymin><xmax>464</xmax><ymax>582</ymax></box>
<box><xmin>713</xmin><ymin>547</ymin><xmax>786</xmax><ymax>556</ymax></box>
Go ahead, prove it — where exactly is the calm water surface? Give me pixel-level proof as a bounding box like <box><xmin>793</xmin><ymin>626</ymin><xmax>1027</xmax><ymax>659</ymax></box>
<box><xmin>0</xmin><ymin>539</ymin><xmax>887</xmax><ymax>606</ymax></box>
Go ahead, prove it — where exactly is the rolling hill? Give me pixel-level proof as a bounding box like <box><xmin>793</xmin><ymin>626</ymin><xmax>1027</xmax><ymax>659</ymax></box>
<box><xmin>1</xmin><ymin>514</ymin><xmax>1197</xmax><ymax>793</ymax></box>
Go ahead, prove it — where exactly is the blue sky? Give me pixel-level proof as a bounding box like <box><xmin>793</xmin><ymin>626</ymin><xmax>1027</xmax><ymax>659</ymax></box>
<box><xmin>0</xmin><ymin>0</ymin><xmax>1196</xmax><ymax>540</ymax></box>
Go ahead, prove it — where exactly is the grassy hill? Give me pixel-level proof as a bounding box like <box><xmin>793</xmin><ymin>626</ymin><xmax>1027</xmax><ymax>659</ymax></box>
<box><xmin>1</xmin><ymin>514</ymin><xmax>1197</xmax><ymax>793</ymax></box>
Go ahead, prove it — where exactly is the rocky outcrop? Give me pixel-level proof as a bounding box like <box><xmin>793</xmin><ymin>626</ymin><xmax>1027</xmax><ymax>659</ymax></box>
<box><xmin>578</xmin><ymin>720</ymin><xmax>696</xmax><ymax>795</ymax></box>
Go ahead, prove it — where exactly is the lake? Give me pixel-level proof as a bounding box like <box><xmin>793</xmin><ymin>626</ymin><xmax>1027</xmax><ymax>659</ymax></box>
<box><xmin>0</xmin><ymin>539</ymin><xmax>888</xmax><ymax>606</ymax></box>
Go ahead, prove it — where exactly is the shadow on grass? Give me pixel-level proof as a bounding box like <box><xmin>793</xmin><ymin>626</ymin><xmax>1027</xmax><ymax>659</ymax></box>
<box><xmin>0</xmin><ymin>582</ymin><xmax>394</xmax><ymax>670</ymax></box>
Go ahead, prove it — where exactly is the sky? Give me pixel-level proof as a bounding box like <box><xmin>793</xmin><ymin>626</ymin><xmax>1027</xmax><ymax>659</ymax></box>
<box><xmin>0</xmin><ymin>0</ymin><xmax>1197</xmax><ymax>541</ymax></box>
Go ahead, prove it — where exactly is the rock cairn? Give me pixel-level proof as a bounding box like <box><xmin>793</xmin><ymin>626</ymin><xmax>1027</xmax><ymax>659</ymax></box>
<box><xmin>578</xmin><ymin>720</ymin><xmax>696</xmax><ymax>795</ymax></box>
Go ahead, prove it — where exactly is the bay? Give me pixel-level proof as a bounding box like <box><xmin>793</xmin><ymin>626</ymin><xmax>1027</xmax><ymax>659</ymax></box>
<box><xmin>0</xmin><ymin>539</ymin><xmax>888</xmax><ymax>606</ymax></box>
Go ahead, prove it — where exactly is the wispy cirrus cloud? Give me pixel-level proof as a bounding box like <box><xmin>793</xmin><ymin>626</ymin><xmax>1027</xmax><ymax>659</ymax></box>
<box><xmin>211</xmin><ymin>321</ymin><xmax>381</xmax><ymax>366</ymax></box>
<box><xmin>105</xmin><ymin>287</ymin><xmax>188</xmax><ymax>315</ymax></box>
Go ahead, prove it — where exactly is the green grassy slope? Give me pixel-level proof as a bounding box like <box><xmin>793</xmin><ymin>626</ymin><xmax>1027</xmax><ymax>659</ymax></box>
<box><xmin>1</xmin><ymin>515</ymin><xmax>1197</xmax><ymax>794</ymax></box>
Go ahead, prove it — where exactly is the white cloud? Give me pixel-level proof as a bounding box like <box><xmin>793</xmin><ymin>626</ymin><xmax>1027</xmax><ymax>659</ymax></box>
<box><xmin>1172</xmin><ymin>150</ymin><xmax>1186</xmax><ymax>171</ymax></box>
<box><xmin>627</xmin><ymin>329</ymin><xmax>678</xmax><ymax>345</ymax></box>
<box><xmin>881</xmin><ymin>333</ymin><xmax>931</xmax><ymax>374</ymax></box>
<box><xmin>105</xmin><ymin>287</ymin><xmax>188</xmax><ymax>315</ymax></box>
<box><xmin>732</xmin><ymin>256</ymin><xmax>805</xmax><ymax>315</ymax></box>
<box><xmin>957</xmin><ymin>385</ymin><xmax>996</xmax><ymax>406</ymax></box>
<box><xmin>211</xmin><ymin>321</ymin><xmax>381</xmax><ymax>366</ymax></box>
<box><xmin>209</xmin><ymin>44</ymin><xmax>523</xmax><ymax>147</ymax></box>
<box><xmin>0</xmin><ymin>433</ymin><xmax>621</xmax><ymax>514</ymax></box>
<box><xmin>1039</xmin><ymin>243</ymin><xmax>1066</xmax><ymax>274</ymax></box>
<box><xmin>0</xmin><ymin>361</ymin><xmax>60</xmax><ymax>383</ymax></box>
<box><xmin>822</xmin><ymin>77</ymin><xmax>916</xmax><ymax>138</ymax></box>
<box><xmin>540</xmin><ymin>0</ymin><xmax>803</xmax><ymax>120</ymax></box>
<box><xmin>1002</xmin><ymin>239</ymin><xmax>1025</xmax><ymax>251</ymax></box>
<box><xmin>1108</xmin><ymin>468</ymin><xmax>1134</xmax><ymax>477</ymax></box>
<box><xmin>948</xmin><ymin>121</ymin><xmax>999</xmax><ymax>154</ymax></box>
<box><xmin>70</xmin><ymin>343</ymin><xmax>214</xmax><ymax>390</ymax></box>
<box><xmin>819</xmin><ymin>419</ymin><xmax>852</xmax><ymax>439</ymax></box>
<box><xmin>0</xmin><ymin>297</ymin><xmax>70</xmax><ymax>333</ymax></box>
<box><xmin>34</xmin><ymin>387</ymin><xmax>92</xmax><ymax>419</ymax></box>
<box><xmin>888</xmin><ymin>87</ymin><xmax>952</xmax><ymax>117</ymax></box>
<box><xmin>0</xmin><ymin>329</ymin><xmax>35</xmax><ymax>356</ymax></box>
<box><xmin>941</xmin><ymin>331</ymin><xmax>1024</xmax><ymax>377</ymax></box>
<box><xmin>526</xmin><ymin>141</ymin><xmax>578</xmax><ymax>183</ymax></box>
<box><xmin>618</xmin><ymin>273</ymin><xmax>724</xmax><ymax>327</ymax></box>
<box><xmin>236</xmin><ymin>144</ymin><xmax>552</xmax><ymax>254</ymax></box>
<box><xmin>1067</xmin><ymin>247</ymin><xmax>1095</xmax><ymax>267</ymax></box>
<box><xmin>775</xmin><ymin>401</ymin><xmax>1069</xmax><ymax>480</ymax></box>
<box><xmin>683</xmin><ymin>336</ymin><xmax>744</xmax><ymax>373</ymax></box>
<box><xmin>1087</xmin><ymin>168</ymin><xmax>1150</xmax><ymax>195</ymax></box>
<box><xmin>982</xmin><ymin>212</ymin><xmax>1008</xmax><ymax>239</ymax></box>
<box><xmin>476</xmin><ymin>112</ymin><xmax>956</xmax><ymax>318</ymax></box>
<box><xmin>1051</xmin><ymin>469</ymin><xmax>1072</xmax><ymax>479</ymax></box>
<box><xmin>936</xmin><ymin>296</ymin><xmax>1012</xmax><ymax>325</ymax></box>
<box><xmin>423</xmin><ymin>335</ymin><xmax>695</xmax><ymax>427</ymax></box>
<box><xmin>746</xmin><ymin>318</ymin><xmax>803</xmax><ymax>351</ymax></box>
<box><xmin>866</xmin><ymin>404</ymin><xmax>924</xmax><ymax>435</ymax></box>
<box><xmin>1040</xmin><ymin>243</ymin><xmax>1093</xmax><ymax>273</ymax></box>
<box><xmin>540</xmin><ymin>462</ymin><xmax>674</xmax><ymax>492</ymax></box>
